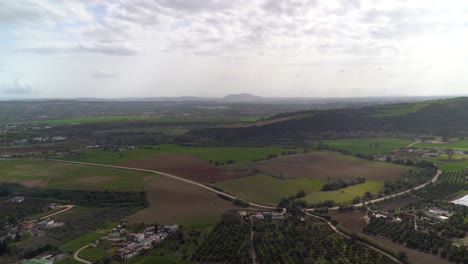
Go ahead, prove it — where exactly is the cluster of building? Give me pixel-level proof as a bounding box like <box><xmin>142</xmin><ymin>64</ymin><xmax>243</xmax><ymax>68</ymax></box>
<box><xmin>99</xmin><ymin>224</ymin><xmax>178</xmax><ymax>260</ymax></box>
<box><xmin>11</xmin><ymin>136</ymin><xmax>67</xmax><ymax>146</ymax></box>
<box><xmin>238</xmin><ymin>210</ymin><xmax>285</xmax><ymax>221</ymax></box>
<box><xmin>20</xmin><ymin>252</ymin><xmax>70</xmax><ymax>264</ymax></box>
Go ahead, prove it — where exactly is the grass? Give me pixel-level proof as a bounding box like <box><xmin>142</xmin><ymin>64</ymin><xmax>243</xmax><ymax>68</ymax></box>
<box><xmin>214</xmin><ymin>174</ymin><xmax>325</xmax><ymax>205</ymax></box>
<box><xmin>414</xmin><ymin>140</ymin><xmax>468</xmax><ymax>150</ymax></box>
<box><xmin>60</xmin><ymin>144</ymin><xmax>290</xmax><ymax>164</ymax></box>
<box><xmin>38</xmin><ymin>116</ymin><xmax>260</xmax><ymax>125</ymax></box>
<box><xmin>119</xmin><ymin>255</ymin><xmax>190</xmax><ymax>264</ymax></box>
<box><xmin>0</xmin><ymin>159</ymin><xmax>151</xmax><ymax>191</ymax></box>
<box><xmin>372</xmin><ymin>102</ymin><xmax>433</xmax><ymax>116</ymax></box>
<box><xmin>79</xmin><ymin>246</ymin><xmax>110</xmax><ymax>262</ymax></box>
<box><xmin>303</xmin><ymin>181</ymin><xmax>384</xmax><ymax>204</ymax></box>
<box><xmin>60</xmin><ymin>222</ymin><xmax>116</xmax><ymax>252</ymax></box>
<box><xmin>214</xmin><ymin>173</ymin><xmax>384</xmax><ymax>205</ymax></box>
<box><xmin>322</xmin><ymin>138</ymin><xmax>412</xmax><ymax>154</ymax></box>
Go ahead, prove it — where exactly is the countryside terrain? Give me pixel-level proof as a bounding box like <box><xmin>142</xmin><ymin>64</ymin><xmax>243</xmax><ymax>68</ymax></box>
<box><xmin>1</xmin><ymin>97</ymin><xmax>468</xmax><ymax>264</ymax></box>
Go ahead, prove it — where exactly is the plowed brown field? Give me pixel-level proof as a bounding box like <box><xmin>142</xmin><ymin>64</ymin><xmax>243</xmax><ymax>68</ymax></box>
<box><xmin>117</xmin><ymin>154</ymin><xmax>252</xmax><ymax>183</ymax></box>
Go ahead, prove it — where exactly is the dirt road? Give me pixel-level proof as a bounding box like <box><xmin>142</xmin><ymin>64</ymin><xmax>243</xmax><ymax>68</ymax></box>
<box><xmin>73</xmin><ymin>245</ymin><xmax>92</xmax><ymax>264</ymax></box>
<box><xmin>40</xmin><ymin>205</ymin><xmax>75</xmax><ymax>220</ymax></box>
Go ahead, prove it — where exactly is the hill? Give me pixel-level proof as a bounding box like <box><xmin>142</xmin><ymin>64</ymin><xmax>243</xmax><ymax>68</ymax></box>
<box><xmin>190</xmin><ymin>97</ymin><xmax>468</xmax><ymax>141</ymax></box>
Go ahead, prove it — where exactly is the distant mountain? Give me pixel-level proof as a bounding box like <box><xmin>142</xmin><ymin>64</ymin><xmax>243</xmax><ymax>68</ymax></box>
<box><xmin>222</xmin><ymin>93</ymin><xmax>263</xmax><ymax>102</ymax></box>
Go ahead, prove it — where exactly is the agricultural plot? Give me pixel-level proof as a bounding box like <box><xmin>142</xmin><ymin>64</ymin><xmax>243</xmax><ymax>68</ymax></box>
<box><xmin>414</xmin><ymin>139</ymin><xmax>468</xmax><ymax>150</ymax></box>
<box><xmin>223</xmin><ymin>151</ymin><xmax>408</xmax><ymax>182</ymax></box>
<box><xmin>0</xmin><ymin>159</ymin><xmax>151</xmax><ymax>191</ymax></box>
<box><xmin>214</xmin><ymin>174</ymin><xmax>324</xmax><ymax>205</ymax></box>
<box><xmin>214</xmin><ymin>173</ymin><xmax>384</xmax><ymax>205</ymax></box>
<box><xmin>60</xmin><ymin>144</ymin><xmax>288</xmax><ymax>165</ymax></box>
<box><xmin>322</xmin><ymin>138</ymin><xmax>412</xmax><ymax>154</ymax></box>
<box><xmin>126</xmin><ymin>176</ymin><xmax>239</xmax><ymax>228</ymax></box>
<box><xmin>39</xmin><ymin>116</ymin><xmax>260</xmax><ymax>125</ymax></box>
<box><xmin>417</xmin><ymin>170</ymin><xmax>468</xmax><ymax>201</ymax></box>
<box><xmin>117</xmin><ymin>154</ymin><xmax>251</xmax><ymax>183</ymax></box>
<box><xmin>252</xmin><ymin>217</ymin><xmax>395</xmax><ymax>263</ymax></box>
<box><xmin>191</xmin><ymin>221</ymin><xmax>251</xmax><ymax>263</ymax></box>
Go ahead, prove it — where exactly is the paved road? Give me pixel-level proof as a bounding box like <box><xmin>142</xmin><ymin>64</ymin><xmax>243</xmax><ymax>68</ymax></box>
<box><xmin>40</xmin><ymin>205</ymin><xmax>74</xmax><ymax>220</ymax></box>
<box><xmin>307</xmin><ymin>213</ymin><xmax>403</xmax><ymax>264</ymax></box>
<box><xmin>48</xmin><ymin>159</ymin><xmax>441</xmax><ymax>212</ymax></box>
<box><xmin>73</xmin><ymin>245</ymin><xmax>92</xmax><ymax>264</ymax></box>
<box><xmin>47</xmin><ymin>159</ymin><xmax>277</xmax><ymax>210</ymax></box>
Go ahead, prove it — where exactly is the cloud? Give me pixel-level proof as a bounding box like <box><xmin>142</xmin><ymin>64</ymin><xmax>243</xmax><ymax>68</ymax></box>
<box><xmin>91</xmin><ymin>69</ymin><xmax>119</xmax><ymax>78</ymax></box>
<box><xmin>155</xmin><ymin>0</ymin><xmax>235</xmax><ymax>12</ymax></box>
<box><xmin>0</xmin><ymin>80</ymin><xmax>33</xmax><ymax>94</ymax></box>
<box><xmin>0</xmin><ymin>1</ymin><xmax>91</xmax><ymax>25</ymax></box>
<box><xmin>18</xmin><ymin>43</ymin><xmax>138</xmax><ymax>56</ymax></box>
<box><xmin>261</xmin><ymin>0</ymin><xmax>316</xmax><ymax>16</ymax></box>
<box><xmin>77</xmin><ymin>43</ymin><xmax>137</xmax><ymax>56</ymax></box>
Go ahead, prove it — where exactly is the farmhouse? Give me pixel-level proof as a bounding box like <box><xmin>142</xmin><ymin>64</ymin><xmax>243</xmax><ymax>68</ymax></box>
<box><xmin>37</xmin><ymin>219</ymin><xmax>54</xmax><ymax>229</ymax></box>
<box><xmin>428</xmin><ymin>208</ymin><xmax>450</xmax><ymax>216</ymax></box>
<box><xmin>23</xmin><ymin>258</ymin><xmax>52</xmax><ymax>264</ymax></box>
<box><xmin>9</xmin><ymin>196</ymin><xmax>25</xmax><ymax>203</ymax></box>
<box><xmin>134</xmin><ymin>233</ymin><xmax>145</xmax><ymax>243</ymax></box>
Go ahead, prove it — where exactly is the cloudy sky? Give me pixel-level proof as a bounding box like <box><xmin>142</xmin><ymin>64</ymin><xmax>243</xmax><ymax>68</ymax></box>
<box><xmin>1</xmin><ymin>0</ymin><xmax>468</xmax><ymax>98</ymax></box>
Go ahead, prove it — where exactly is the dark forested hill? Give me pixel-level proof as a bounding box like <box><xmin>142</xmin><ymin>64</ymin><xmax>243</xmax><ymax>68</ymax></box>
<box><xmin>189</xmin><ymin>97</ymin><xmax>468</xmax><ymax>141</ymax></box>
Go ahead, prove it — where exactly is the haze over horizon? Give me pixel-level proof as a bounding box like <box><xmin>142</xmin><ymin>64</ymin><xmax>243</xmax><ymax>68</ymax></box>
<box><xmin>1</xmin><ymin>0</ymin><xmax>468</xmax><ymax>99</ymax></box>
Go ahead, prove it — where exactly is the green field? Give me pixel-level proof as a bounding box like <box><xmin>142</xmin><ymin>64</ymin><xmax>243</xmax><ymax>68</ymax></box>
<box><xmin>79</xmin><ymin>246</ymin><xmax>112</xmax><ymax>262</ymax></box>
<box><xmin>38</xmin><ymin>116</ymin><xmax>260</xmax><ymax>125</ymax></box>
<box><xmin>322</xmin><ymin>138</ymin><xmax>412</xmax><ymax>154</ymax></box>
<box><xmin>116</xmin><ymin>255</ymin><xmax>190</xmax><ymax>264</ymax></box>
<box><xmin>214</xmin><ymin>173</ymin><xmax>384</xmax><ymax>205</ymax></box>
<box><xmin>414</xmin><ymin>140</ymin><xmax>468</xmax><ymax>150</ymax></box>
<box><xmin>0</xmin><ymin>159</ymin><xmax>151</xmax><ymax>191</ymax></box>
<box><xmin>303</xmin><ymin>180</ymin><xmax>384</xmax><ymax>204</ymax></box>
<box><xmin>60</xmin><ymin>223</ymin><xmax>116</xmax><ymax>252</ymax></box>
<box><xmin>60</xmin><ymin>144</ymin><xmax>289</xmax><ymax>164</ymax></box>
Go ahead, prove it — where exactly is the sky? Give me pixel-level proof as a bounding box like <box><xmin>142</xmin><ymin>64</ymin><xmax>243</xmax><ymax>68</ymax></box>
<box><xmin>1</xmin><ymin>0</ymin><xmax>468</xmax><ymax>99</ymax></box>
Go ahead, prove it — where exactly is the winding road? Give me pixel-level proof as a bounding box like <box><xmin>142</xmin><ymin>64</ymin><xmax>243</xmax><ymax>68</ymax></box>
<box><xmin>312</xmin><ymin>169</ymin><xmax>442</xmax><ymax>211</ymax></box>
<box><xmin>45</xmin><ymin>159</ymin><xmax>441</xmax><ymax>264</ymax></box>
<box><xmin>47</xmin><ymin>159</ymin><xmax>440</xmax><ymax>211</ymax></box>
<box><xmin>47</xmin><ymin>159</ymin><xmax>277</xmax><ymax>210</ymax></box>
<box><xmin>73</xmin><ymin>245</ymin><xmax>92</xmax><ymax>264</ymax></box>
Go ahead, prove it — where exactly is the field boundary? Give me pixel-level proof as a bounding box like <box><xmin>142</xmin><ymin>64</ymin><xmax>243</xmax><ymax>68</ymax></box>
<box><xmin>43</xmin><ymin>159</ymin><xmax>440</xmax><ymax>211</ymax></box>
<box><xmin>307</xmin><ymin>212</ymin><xmax>404</xmax><ymax>264</ymax></box>
<box><xmin>45</xmin><ymin>159</ymin><xmax>277</xmax><ymax>210</ymax></box>
<box><xmin>311</xmin><ymin>169</ymin><xmax>441</xmax><ymax>211</ymax></box>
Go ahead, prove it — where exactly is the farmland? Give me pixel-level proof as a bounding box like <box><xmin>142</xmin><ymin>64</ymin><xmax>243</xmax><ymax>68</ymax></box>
<box><xmin>223</xmin><ymin>151</ymin><xmax>409</xmax><ymax>181</ymax></box>
<box><xmin>417</xmin><ymin>170</ymin><xmax>468</xmax><ymax>201</ymax></box>
<box><xmin>126</xmin><ymin>175</ymin><xmax>239</xmax><ymax>228</ymax></box>
<box><xmin>414</xmin><ymin>139</ymin><xmax>468</xmax><ymax>150</ymax></box>
<box><xmin>38</xmin><ymin>116</ymin><xmax>260</xmax><ymax>125</ymax></box>
<box><xmin>214</xmin><ymin>174</ymin><xmax>324</xmax><ymax>205</ymax></box>
<box><xmin>117</xmin><ymin>154</ymin><xmax>252</xmax><ymax>183</ymax></box>
<box><xmin>214</xmin><ymin>173</ymin><xmax>384</xmax><ymax>205</ymax></box>
<box><xmin>255</xmin><ymin>217</ymin><xmax>395</xmax><ymax>263</ymax></box>
<box><xmin>322</xmin><ymin>138</ymin><xmax>412</xmax><ymax>154</ymax></box>
<box><xmin>0</xmin><ymin>159</ymin><xmax>151</xmax><ymax>191</ymax></box>
<box><xmin>60</xmin><ymin>144</ymin><xmax>289</xmax><ymax>164</ymax></box>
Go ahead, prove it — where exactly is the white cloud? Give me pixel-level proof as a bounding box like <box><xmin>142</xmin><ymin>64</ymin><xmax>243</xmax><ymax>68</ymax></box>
<box><xmin>91</xmin><ymin>69</ymin><xmax>118</xmax><ymax>78</ymax></box>
<box><xmin>0</xmin><ymin>80</ymin><xmax>33</xmax><ymax>94</ymax></box>
<box><xmin>2</xmin><ymin>0</ymin><xmax>468</xmax><ymax>98</ymax></box>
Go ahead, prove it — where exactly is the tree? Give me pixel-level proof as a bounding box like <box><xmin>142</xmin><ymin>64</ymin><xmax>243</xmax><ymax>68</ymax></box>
<box><xmin>352</xmin><ymin>196</ymin><xmax>361</xmax><ymax>205</ymax></box>
<box><xmin>398</xmin><ymin>251</ymin><xmax>408</xmax><ymax>261</ymax></box>
<box><xmin>296</xmin><ymin>190</ymin><xmax>306</xmax><ymax>198</ymax></box>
